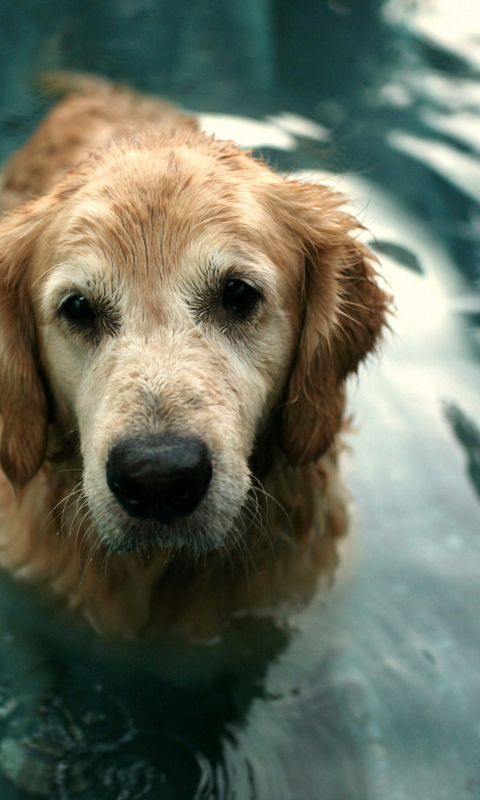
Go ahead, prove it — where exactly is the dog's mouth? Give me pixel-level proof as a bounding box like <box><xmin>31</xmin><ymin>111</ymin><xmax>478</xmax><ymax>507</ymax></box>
<box><xmin>100</xmin><ymin>518</ymin><xmax>223</xmax><ymax>555</ymax></box>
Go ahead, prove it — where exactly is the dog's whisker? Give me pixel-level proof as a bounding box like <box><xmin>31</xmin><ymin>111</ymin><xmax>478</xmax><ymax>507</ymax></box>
<box><xmin>250</xmin><ymin>475</ymin><xmax>293</xmax><ymax>538</ymax></box>
<box><xmin>70</xmin><ymin>497</ymin><xmax>92</xmax><ymax>552</ymax></box>
<box><xmin>37</xmin><ymin>483</ymin><xmax>85</xmax><ymax>543</ymax></box>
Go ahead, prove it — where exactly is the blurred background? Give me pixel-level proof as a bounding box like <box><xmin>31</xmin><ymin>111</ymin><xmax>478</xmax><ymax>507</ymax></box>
<box><xmin>0</xmin><ymin>2</ymin><xmax>480</xmax><ymax>799</ymax></box>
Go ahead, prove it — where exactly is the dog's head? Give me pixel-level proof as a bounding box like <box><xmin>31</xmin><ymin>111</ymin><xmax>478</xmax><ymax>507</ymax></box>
<box><xmin>0</xmin><ymin>130</ymin><xmax>388</xmax><ymax>553</ymax></box>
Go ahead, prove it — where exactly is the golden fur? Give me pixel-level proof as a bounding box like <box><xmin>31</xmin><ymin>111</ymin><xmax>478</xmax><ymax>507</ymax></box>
<box><xmin>0</xmin><ymin>75</ymin><xmax>388</xmax><ymax>639</ymax></box>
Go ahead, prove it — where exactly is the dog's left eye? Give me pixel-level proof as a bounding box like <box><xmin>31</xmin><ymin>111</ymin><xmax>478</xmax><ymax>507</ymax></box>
<box><xmin>221</xmin><ymin>279</ymin><xmax>260</xmax><ymax>319</ymax></box>
<box><xmin>61</xmin><ymin>295</ymin><xmax>96</xmax><ymax>325</ymax></box>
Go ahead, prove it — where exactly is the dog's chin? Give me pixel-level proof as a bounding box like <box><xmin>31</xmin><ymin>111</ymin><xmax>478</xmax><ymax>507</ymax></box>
<box><xmin>91</xmin><ymin>504</ymin><xmax>241</xmax><ymax>556</ymax></box>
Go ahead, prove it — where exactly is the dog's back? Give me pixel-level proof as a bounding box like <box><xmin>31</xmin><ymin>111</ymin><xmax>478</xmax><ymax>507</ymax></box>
<box><xmin>1</xmin><ymin>73</ymin><xmax>196</xmax><ymax>212</ymax></box>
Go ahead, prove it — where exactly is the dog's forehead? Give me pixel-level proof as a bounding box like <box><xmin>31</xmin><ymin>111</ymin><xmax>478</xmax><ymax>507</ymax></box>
<box><xmin>43</xmin><ymin>143</ymin><xmax>301</xmax><ymax>297</ymax></box>
<box><xmin>64</xmin><ymin>154</ymin><xmax>263</xmax><ymax>252</ymax></box>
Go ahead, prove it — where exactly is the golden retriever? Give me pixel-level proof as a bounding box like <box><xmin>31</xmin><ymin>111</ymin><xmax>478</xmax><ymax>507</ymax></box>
<box><xmin>0</xmin><ymin>74</ymin><xmax>388</xmax><ymax>640</ymax></box>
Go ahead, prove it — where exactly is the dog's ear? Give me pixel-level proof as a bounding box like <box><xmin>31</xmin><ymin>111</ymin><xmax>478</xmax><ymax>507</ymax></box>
<box><xmin>0</xmin><ymin>199</ymin><xmax>52</xmax><ymax>489</ymax></box>
<box><xmin>274</xmin><ymin>179</ymin><xmax>389</xmax><ymax>465</ymax></box>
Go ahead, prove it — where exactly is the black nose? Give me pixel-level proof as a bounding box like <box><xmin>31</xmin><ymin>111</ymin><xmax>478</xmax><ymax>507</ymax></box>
<box><xmin>106</xmin><ymin>435</ymin><xmax>213</xmax><ymax>521</ymax></box>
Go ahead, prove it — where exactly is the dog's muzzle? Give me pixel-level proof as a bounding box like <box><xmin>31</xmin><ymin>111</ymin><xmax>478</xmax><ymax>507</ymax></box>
<box><xmin>106</xmin><ymin>434</ymin><xmax>213</xmax><ymax>521</ymax></box>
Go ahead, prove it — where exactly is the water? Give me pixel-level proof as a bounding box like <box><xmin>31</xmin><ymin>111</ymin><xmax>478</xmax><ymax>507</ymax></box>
<box><xmin>0</xmin><ymin>1</ymin><xmax>480</xmax><ymax>798</ymax></box>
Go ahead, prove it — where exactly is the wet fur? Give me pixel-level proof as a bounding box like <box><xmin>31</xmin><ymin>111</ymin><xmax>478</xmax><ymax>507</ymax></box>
<box><xmin>0</xmin><ymin>75</ymin><xmax>388</xmax><ymax>639</ymax></box>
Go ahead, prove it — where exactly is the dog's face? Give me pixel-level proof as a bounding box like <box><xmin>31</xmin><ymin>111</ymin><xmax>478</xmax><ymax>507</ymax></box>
<box><xmin>0</xmin><ymin>131</ymin><xmax>387</xmax><ymax>554</ymax></box>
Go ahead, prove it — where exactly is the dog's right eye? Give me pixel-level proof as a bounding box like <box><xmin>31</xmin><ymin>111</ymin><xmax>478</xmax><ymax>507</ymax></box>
<box><xmin>221</xmin><ymin>279</ymin><xmax>261</xmax><ymax>320</ymax></box>
<box><xmin>61</xmin><ymin>295</ymin><xmax>96</xmax><ymax>325</ymax></box>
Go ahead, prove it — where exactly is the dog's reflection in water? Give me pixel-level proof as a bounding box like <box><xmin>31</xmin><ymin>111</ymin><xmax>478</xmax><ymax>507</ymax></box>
<box><xmin>0</xmin><ymin>557</ymin><xmax>365</xmax><ymax>800</ymax></box>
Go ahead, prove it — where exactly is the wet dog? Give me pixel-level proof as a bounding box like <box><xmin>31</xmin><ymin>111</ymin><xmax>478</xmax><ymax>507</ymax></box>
<box><xmin>0</xmin><ymin>74</ymin><xmax>388</xmax><ymax>639</ymax></box>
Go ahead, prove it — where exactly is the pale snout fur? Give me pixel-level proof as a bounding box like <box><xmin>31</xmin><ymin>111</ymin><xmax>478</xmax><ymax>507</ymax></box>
<box><xmin>0</xmin><ymin>75</ymin><xmax>389</xmax><ymax>638</ymax></box>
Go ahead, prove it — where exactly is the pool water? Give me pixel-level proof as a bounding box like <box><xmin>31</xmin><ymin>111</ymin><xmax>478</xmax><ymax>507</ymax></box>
<box><xmin>0</xmin><ymin>1</ymin><xmax>479</xmax><ymax>798</ymax></box>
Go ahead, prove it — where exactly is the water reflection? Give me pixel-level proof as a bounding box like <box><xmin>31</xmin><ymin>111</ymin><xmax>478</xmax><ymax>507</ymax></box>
<box><xmin>444</xmin><ymin>403</ymin><xmax>480</xmax><ymax>501</ymax></box>
<box><xmin>366</xmin><ymin>241</ymin><xmax>423</xmax><ymax>275</ymax></box>
<box><xmin>0</xmin><ymin>567</ymin><xmax>364</xmax><ymax>799</ymax></box>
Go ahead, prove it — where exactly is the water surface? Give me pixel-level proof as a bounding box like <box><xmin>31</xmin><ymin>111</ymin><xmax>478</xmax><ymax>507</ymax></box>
<box><xmin>0</xmin><ymin>1</ymin><xmax>479</xmax><ymax>798</ymax></box>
